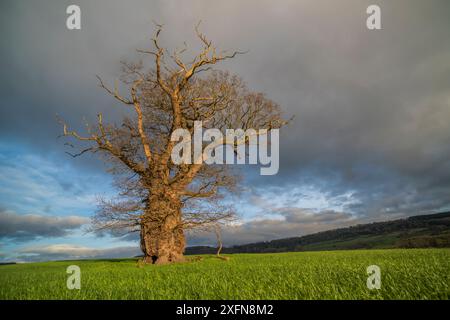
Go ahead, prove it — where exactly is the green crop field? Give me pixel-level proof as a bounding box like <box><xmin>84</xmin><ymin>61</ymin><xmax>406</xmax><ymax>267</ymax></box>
<box><xmin>0</xmin><ymin>249</ymin><xmax>449</xmax><ymax>300</ymax></box>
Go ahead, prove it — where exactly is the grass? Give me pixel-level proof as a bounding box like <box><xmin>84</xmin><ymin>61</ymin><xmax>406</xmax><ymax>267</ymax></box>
<box><xmin>0</xmin><ymin>249</ymin><xmax>449</xmax><ymax>300</ymax></box>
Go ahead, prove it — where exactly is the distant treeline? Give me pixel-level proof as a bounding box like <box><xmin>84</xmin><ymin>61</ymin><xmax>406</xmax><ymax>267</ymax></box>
<box><xmin>186</xmin><ymin>212</ymin><xmax>450</xmax><ymax>255</ymax></box>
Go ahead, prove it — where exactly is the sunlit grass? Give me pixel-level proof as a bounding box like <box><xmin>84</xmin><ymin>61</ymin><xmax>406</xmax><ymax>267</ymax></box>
<box><xmin>0</xmin><ymin>249</ymin><xmax>448</xmax><ymax>299</ymax></box>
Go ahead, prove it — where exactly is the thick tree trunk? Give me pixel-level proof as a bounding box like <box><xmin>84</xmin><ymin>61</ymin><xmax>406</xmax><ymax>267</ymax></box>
<box><xmin>139</xmin><ymin>189</ymin><xmax>185</xmax><ymax>264</ymax></box>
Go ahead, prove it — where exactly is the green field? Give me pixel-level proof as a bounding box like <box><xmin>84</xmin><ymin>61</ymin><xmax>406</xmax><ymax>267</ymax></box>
<box><xmin>0</xmin><ymin>249</ymin><xmax>449</xmax><ymax>300</ymax></box>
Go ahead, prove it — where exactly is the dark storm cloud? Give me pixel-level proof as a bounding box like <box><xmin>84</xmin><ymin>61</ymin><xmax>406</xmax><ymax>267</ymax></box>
<box><xmin>1</xmin><ymin>0</ymin><xmax>450</xmax><ymax>229</ymax></box>
<box><xmin>0</xmin><ymin>210</ymin><xmax>89</xmax><ymax>241</ymax></box>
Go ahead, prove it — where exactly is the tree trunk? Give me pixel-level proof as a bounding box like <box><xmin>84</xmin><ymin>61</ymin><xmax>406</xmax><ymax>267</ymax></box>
<box><xmin>140</xmin><ymin>189</ymin><xmax>185</xmax><ymax>264</ymax></box>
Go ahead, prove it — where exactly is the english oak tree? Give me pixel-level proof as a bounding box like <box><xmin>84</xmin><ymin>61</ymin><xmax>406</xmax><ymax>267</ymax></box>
<box><xmin>61</xmin><ymin>24</ymin><xmax>286</xmax><ymax>264</ymax></box>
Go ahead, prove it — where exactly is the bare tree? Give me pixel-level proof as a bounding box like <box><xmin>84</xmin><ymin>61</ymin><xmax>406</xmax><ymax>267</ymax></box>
<box><xmin>60</xmin><ymin>24</ymin><xmax>286</xmax><ymax>264</ymax></box>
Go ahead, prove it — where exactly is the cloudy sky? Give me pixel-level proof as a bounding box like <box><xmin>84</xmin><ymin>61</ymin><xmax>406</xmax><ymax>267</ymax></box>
<box><xmin>1</xmin><ymin>0</ymin><xmax>450</xmax><ymax>262</ymax></box>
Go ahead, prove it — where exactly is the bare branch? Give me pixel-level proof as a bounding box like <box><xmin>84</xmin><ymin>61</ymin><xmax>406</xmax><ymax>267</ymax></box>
<box><xmin>96</xmin><ymin>75</ymin><xmax>133</xmax><ymax>105</ymax></box>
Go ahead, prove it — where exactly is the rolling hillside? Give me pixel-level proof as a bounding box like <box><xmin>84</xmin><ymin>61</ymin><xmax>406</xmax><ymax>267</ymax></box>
<box><xmin>186</xmin><ymin>212</ymin><xmax>450</xmax><ymax>255</ymax></box>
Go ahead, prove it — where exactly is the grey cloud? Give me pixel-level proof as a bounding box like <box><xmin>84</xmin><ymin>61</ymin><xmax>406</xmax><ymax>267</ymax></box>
<box><xmin>0</xmin><ymin>210</ymin><xmax>89</xmax><ymax>241</ymax></box>
<box><xmin>15</xmin><ymin>244</ymin><xmax>140</xmax><ymax>262</ymax></box>
<box><xmin>278</xmin><ymin>208</ymin><xmax>354</xmax><ymax>224</ymax></box>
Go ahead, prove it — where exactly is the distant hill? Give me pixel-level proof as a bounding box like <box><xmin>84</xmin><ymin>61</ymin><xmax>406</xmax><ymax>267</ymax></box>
<box><xmin>186</xmin><ymin>211</ymin><xmax>450</xmax><ymax>255</ymax></box>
